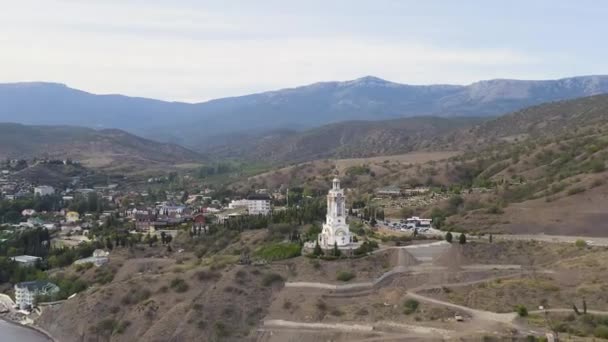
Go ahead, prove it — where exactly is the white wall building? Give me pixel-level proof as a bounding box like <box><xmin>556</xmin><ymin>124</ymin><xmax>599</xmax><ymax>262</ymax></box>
<box><xmin>228</xmin><ymin>199</ymin><xmax>250</xmax><ymax>209</ymax></box>
<box><xmin>247</xmin><ymin>194</ymin><xmax>271</xmax><ymax>216</ymax></box>
<box><xmin>14</xmin><ymin>281</ymin><xmax>59</xmax><ymax>310</ymax></box>
<box><xmin>318</xmin><ymin>178</ymin><xmax>352</xmax><ymax>247</ymax></box>
<box><xmin>34</xmin><ymin>186</ymin><xmax>55</xmax><ymax>197</ymax></box>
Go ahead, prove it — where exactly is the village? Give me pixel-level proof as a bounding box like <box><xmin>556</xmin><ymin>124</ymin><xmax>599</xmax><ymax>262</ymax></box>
<box><xmin>0</xmin><ymin>158</ymin><xmax>449</xmax><ymax>317</ymax></box>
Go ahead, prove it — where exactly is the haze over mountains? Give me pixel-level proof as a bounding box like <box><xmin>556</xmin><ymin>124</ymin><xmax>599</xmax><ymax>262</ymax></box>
<box><xmin>2</xmin><ymin>75</ymin><xmax>608</xmax><ymax>148</ymax></box>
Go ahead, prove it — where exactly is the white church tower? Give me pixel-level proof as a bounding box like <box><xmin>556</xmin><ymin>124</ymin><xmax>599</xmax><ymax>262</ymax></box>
<box><xmin>319</xmin><ymin>178</ymin><xmax>352</xmax><ymax>247</ymax></box>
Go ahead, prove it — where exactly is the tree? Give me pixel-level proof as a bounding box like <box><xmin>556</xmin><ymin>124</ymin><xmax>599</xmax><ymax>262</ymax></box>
<box><xmin>459</xmin><ymin>233</ymin><xmax>467</xmax><ymax>244</ymax></box>
<box><xmin>445</xmin><ymin>232</ymin><xmax>453</xmax><ymax>243</ymax></box>
<box><xmin>489</xmin><ymin>234</ymin><xmax>493</xmax><ymax>243</ymax></box>
<box><xmin>105</xmin><ymin>237</ymin><xmax>113</xmax><ymax>250</ymax></box>
<box><xmin>583</xmin><ymin>298</ymin><xmax>587</xmax><ymax>314</ymax></box>
<box><xmin>516</xmin><ymin>305</ymin><xmax>528</xmax><ymax>317</ymax></box>
<box><xmin>312</xmin><ymin>240</ymin><xmax>323</xmax><ymax>257</ymax></box>
<box><xmin>160</xmin><ymin>231</ymin><xmax>167</xmax><ymax>245</ymax></box>
<box><xmin>332</xmin><ymin>242</ymin><xmax>341</xmax><ymax>257</ymax></box>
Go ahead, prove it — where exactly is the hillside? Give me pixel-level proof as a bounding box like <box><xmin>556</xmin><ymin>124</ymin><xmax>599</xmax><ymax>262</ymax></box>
<box><xmin>208</xmin><ymin>117</ymin><xmax>481</xmax><ymax>163</ymax></box>
<box><xmin>230</xmin><ymin>94</ymin><xmax>608</xmax><ymax>236</ymax></box>
<box><xmin>0</xmin><ymin>123</ymin><xmax>204</xmax><ymax>172</ymax></box>
<box><xmin>2</xmin><ymin>75</ymin><xmax>608</xmax><ymax>147</ymax></box>
<box><xmin>468</xmin><ymin>94</ymin><xmax>608</xmax><ymax>142</ymax></box>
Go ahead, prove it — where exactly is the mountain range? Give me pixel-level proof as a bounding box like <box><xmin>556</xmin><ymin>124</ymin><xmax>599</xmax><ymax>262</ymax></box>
<box><xmin>2</xmin><ymin>75</ymin><xmax>608</xmax><ymax>148</ymax></box>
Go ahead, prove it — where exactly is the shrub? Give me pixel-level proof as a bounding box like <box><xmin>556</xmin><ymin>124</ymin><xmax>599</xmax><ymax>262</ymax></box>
<box><xmin>170</xmin><ymin>278</ymin><xmax>189</xmax><ymax>293</ymax></box>
<box><xmin>459</xmin><ymin>233</ymin><xmax>467</xmax><ymax>244</ymax></box>
<box><xmin>213</xmin><ymin>321</ymin><xmax>230</xmax><ymax>337</ymax></box>
<box><xmin>74</xmin><ymin>262</ymin><xmax>94</xmax><ymax>272</ymax></box>
<box><xmin>403</xmin><ymin>299</ymin><xmax>419</xmax><ymax>315</ymax></box>
<box><xmin>516</xmin><ymin>305</ymin><xmax>528</xmax><ymax>317</ymax></box>
<box><xmin>195</xmin><ymin>269</ymin><xmax>221</xmax><ymax>282</ymax></box>
<box><xmin>121</xmin><ymin>288</ymin><xmax>151</xmax><ymax>305</ymax></box>
<box><xmin>486</xmin><ymin>204</ymin><xmax>504</xmax><ymax>214</ymax></box>
<box><xmin>590</xmin><ymin>178</ymin><xmax>605</xmax><ymax>188</ymax></box>
<box><xmin>567</xmin><ymin>186</ymin><xmax>586</xmax><ymax>196</ymax></box>
<box><xmin>261</xmin><ymin>273</ymin><xmax>284</xmax><ymax>287</ymax></box>
<box><xmin>594</xmin><ymin>325</ymin><xmax>608</xmax><ymax>339</ymax></box>
<box><xmin>575</xmin><ymin>239</ymin><xmax>587</xmax><ymax>248</ymax></box>
<box><xmin>353</xmin><ymin>240</ymin><xmax>379</xmax><ymax>256</ymax></box>
<box><xmin>330</xmin><ymin>308</ymin><xmax>343</xmax><ymax>316</ymax></box>
<box><xmin>114</xmin><ymin>320</ymin><xmax>131</xmax><ymax>334</ymax></box>
<box><xmin>589</xmin><ymin>159</ymin><xmax>606</xmax><ymax>173</ymax></box>
<box><xmin>445</xmin><ymin>232</ymin><xmax>453</xmax><ymax>243</ymax></box>
<box><xmin>336</xmin><ymin>271</ymin><xmax>355</xmax><ymax>282</ymax></box>
<box><xmin>316</xmin><ymin>299</ymin><xmax>327</xmax><ymax>311</ymax></box>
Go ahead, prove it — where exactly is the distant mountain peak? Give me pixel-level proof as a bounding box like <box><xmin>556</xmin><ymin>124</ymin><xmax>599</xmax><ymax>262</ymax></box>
<box><xmin>1</xmin><ymin>81</ymin><xmax>68</xmax><ymax>88</ymax></box>
<box><xmin>343</xmin><ymin>75</ymin><xmax>393</xmax><ymax>87</ymax></box>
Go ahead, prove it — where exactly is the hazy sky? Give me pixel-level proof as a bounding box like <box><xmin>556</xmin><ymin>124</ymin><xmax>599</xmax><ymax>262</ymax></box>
<box><xmin>1</xmin><ymin>0</ymin><xmax>607</xmax><ymax>101</ymax></box>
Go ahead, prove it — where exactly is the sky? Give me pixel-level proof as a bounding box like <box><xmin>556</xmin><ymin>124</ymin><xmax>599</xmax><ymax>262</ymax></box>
<box><xmin>1</xmin><ymin>0</ymin><xmax>607</xmax><ymax>102</ymax></box>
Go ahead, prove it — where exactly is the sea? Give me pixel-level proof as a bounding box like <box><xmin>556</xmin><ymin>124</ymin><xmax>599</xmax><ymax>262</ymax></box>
<box><xmin>0</xmin><ymin>319</ymin><xmax>51</xmax><ymax>342</ymax></box>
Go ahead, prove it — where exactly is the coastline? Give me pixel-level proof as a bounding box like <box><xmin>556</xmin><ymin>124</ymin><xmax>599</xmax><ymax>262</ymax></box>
<box><xmin>0</xmin><ymin>315</ymin><xmax>57</xmax><ymax>342</ymax></box>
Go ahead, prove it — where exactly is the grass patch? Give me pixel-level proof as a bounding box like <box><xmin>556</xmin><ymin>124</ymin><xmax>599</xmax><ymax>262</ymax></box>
<box><xmin>254</xmin><ymin>242</ymin><xmax>301</xmax><ymax>261</ymax></box>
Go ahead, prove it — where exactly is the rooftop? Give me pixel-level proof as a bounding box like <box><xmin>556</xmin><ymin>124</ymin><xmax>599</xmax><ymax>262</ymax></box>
<box><xmin>15</xmin><ymin>280</ymin><xmax>57</xmax><ymax>292</ymax></box>
<box><xmin>11</xmin><ymin>255</ymin><xmax>42</xmax><ymax>263</ymax></box>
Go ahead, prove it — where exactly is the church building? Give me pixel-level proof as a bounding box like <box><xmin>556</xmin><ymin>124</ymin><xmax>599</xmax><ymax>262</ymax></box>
<box><xmin>318</xmin><ymin>178</ymin><xmax>353</xmax><ymax>247</ymax></box>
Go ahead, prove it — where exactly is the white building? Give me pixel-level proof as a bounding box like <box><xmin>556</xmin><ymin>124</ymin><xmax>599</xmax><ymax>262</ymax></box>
<box><xmin>318</xmin><ymin>178</ymin><xmax>353</xmax><ymax>247</ymax></box>
<box><xmin>247</xmin><ymin>194</ymin><xmax>271</xmax><ymax>216</ymax></box>
<box><xmin>74</xmin><ymin>252</ymin><xmax>109</xmax><ymax>267</ymax></box>
<box><xmin>21</xmin><ymin>209</ymin><xmax>36</xmax><ymax>217</ymax></box>
<box><xmin>10</xmin><ymin>255</ymin><xmax>42</xmax><ymax>267</ymax></box>
<box><xmin>14</xmin><ymin>281</ymin><xmax>59</xmax><ymax>310</ymax></box>
<box><xmin>157</xmin><ymin>204</ymin><xmax>187</xmax><ymax>217</ymax></box>
<box><xmin>34</xmin><ymin>186</ymin><xmax>55</xmax><ymax>197</ymax></box>
<box><xmin>228</xmin><ymin>199</ymin><xmax>250</xmax><ymax>209</ymax></box>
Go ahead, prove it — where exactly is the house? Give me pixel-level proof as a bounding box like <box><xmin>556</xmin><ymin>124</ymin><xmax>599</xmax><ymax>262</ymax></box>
<box><xmin>11</xmin><ymin>255</ymin><xmax>42</xmax><ymax>267</ymax></box>
<box><xmin>66</xmin><ymin>211</ymin><xmax>80</xmax><ymax>223</ymax></box>
<box><xmin>74</xmin><ymin>256</ymin><xmax>108</xmax><ymax>267</ymax></box>
<box><xmin>34</xmin><ymin>186</ymin><xmax>55</xmax><ymax>197</ymax></box>
<box><xmin>191</xmin><ymin>213</ymin><xmax>208</xmax><ymax>235</ymax></box>
<box><xmin>21</xmin><ymin>209</ymin><xmax>37</xmax><ymax>217</ymax></box>
<box><xmin>157</xmin><ymin>204</ymin><xmax>187</xmax><ymax>217</ymax></box>
<box><xmin>14</xmin><ymin>281</ymin><xmax>59</xmax><ymax>310</ymax></box>
<box><xmin>403</xmin><ymin>187</ymin><xmax>430</xmax><ymax>196</ymax></box>
<box><xmin>93</xmin><ymin>249</ymin><xmax>110</xmax><ymax>258</ymax></box>
<box><xmin>376</xmin><ymin>186</ymin><xmax>402</xmax><ymax>197</ymax></box>
<box><xmin>74</xmin><ymin>250</ymin><xmax>109</xmax><ymax>267</ymax></box>
<box><xmin>247</xmin><ymin>194</ymin><xmax>272</xmax><ymax>216</ymax></box>
<box><xmin>228</xmin><ymin>199</ymin><xmax>250</xmax><ymax>209</ymax></box>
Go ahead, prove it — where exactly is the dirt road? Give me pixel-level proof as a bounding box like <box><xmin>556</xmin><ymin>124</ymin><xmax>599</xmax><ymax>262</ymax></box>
<box><xmin>495</xmin><ymin>234</ymin><xmax>608</xmax><ymax>246</ymax></box>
